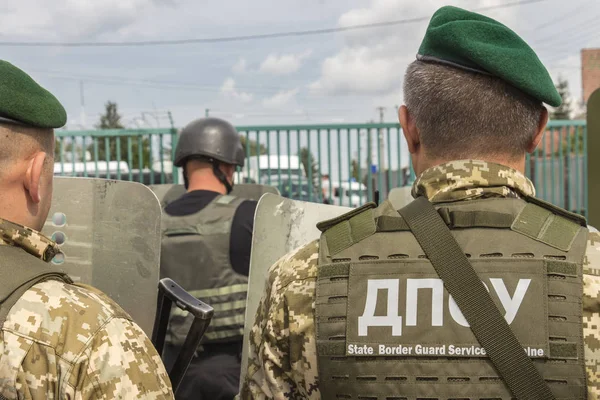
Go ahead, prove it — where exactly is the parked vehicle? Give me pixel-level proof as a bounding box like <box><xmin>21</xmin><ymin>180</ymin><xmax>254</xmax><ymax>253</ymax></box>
<box><xmin>325</xmin><ymin>180</ymin><xmax>368</xmax><ymax>208</ymax></box>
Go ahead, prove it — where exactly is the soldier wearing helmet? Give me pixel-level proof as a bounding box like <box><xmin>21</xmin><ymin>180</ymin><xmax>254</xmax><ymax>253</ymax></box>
<box><xmin>160</xmin><ymin>118</ymin><xmax>255</xmax><ymax>400</ymax></box>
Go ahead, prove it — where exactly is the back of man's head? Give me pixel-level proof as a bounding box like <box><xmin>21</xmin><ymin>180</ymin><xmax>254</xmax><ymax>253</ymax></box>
<box><xmin>401</xmin><ymin>6</ymin><xmax>558</xmax><ymax>173</ymax></box>
<box><xmin>403</xmin><ymin>60</ymin><xmax>545</xmax><ymax>161</ymax></box>
<box><xmin>0</xmin><ymin>123</ymin><xmax>55</xmax><ymax>230</ymax></box>
<box><xmin>0</xmin><ymin>60</ymin><xmax>67</xmax><ymax>230</ymax></box>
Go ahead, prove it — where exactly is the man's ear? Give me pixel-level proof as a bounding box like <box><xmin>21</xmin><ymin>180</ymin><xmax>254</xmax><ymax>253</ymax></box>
<box><xmin>24</xmin><ymin>151</ymin><xmax>47</xmax><ymax>204</ymax></box>
<box><xmin>528</xmin><ymin>107</ymin><xmax>549</xmax><ymax>153</ymax></box>
<box><xmin>399</xmin><ymin>105</ymin><xmax>420</xmax><ymax>154</ymax></box>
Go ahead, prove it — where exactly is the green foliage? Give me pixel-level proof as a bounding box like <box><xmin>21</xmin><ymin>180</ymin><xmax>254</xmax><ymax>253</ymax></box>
<box><xmin>54</xmin><ymin>138</ymin><xmax>61</xmax><ymax>159</ymax></box>
<box><xmin>351</xmin><ymin>159</ymin><xmax>360</xmax><ymax>182</ymax></box>
<box><xmin>98</xmin><ymin>101</ymin><xmax>124</xmax><ymax>129</ymax></box>
<box><xmin>240</xmin><ymin>136</ymin><xmax>267</xmax><ymax>156</ymax></box>
<box><xmin>92</xmin><ymin>102</ymin><xmax>151</xmax><ymax>168</ymax></box>
<box><xmin>531</xmin><ymin>125</ymin><xmax>585</xmax><ymax>157</ymax></box>
<box><xmin>550</xmin><ymin>78</ymin><xmax>572</xmax><ymax>120</ymax></box>
<box><xmin>298</xmin><ymin>147</ymin><xmax>320</xmax><ymax>187</ymax></box>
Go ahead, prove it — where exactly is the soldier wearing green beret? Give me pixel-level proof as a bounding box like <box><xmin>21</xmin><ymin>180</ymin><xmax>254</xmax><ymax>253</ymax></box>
<box><xmin>240</xmin><ymin>6</ymin><xmax>599</xmax><ymax>400</ymax></box>
<box><xmin>0</xmin><ymin>60</ymin><xmax>174</xmax><ymax>399</ymax></box>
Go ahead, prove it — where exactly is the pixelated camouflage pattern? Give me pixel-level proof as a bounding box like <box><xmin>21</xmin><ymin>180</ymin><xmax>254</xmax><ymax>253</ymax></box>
<box><xmin>239</xmin><ymin>160</ymin><xmax>600</xmax><ymax>400</ymax></box>
<box><xmin>0</xmin><ymin>218</ymin><xmax>60</xmax><ymax>261</ymax></box>
<box><xmin>412</xmin><ymin>159</ymin><xmax>535</xmax><ymax>202</ymax></box>
<box><xmin>584</xmin><ymin>229</ymin><xmax>600</xmax><ymax>398</ymax></box>
<box><xmin>0</xmin><ymin>221</ymin><xmax>174</xmax><ymax>399</ymax></box>
<box><xmin>240</xmin><ymin>240</ymin><xmax>320</xmax><ymax>400</ymax></box>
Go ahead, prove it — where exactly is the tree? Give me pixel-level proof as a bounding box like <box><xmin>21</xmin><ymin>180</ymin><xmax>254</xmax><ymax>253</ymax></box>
<box><xmin>55</xmin><ymin>138</ymin><xmax>82</xmax><ymax>162</ymax></box>
<box><xmin>550</xmin><ymin>78</ymin><xmax>573</xmax><ymax>120</ymax></box>
<box><xmin>298</xmin><ymin>147</ymin><xmax>319</xmax><ymax>188</ymax></box>
<box><xmin>91</xmin><ymin>102</ymin><xmax>151</xmax><ymax>168</ymax></box>
<box><xmin>98</xmin><ymin>101</ymin><xmax>124</xmax><ymax>129</ymax></box>
<box><xmin>351</xmin><ymin>159</ymin><xmax>360</xmax><ymax>182</ymax></box>
<box><xmin>240</xmin><ymin>136</ymin><xmax>267</xmax><ymax>157</ymax></box>
<box><xmin>54</xmin><ymin>138</ymin><xmax>62</xmax><ymax>159</ymax></box>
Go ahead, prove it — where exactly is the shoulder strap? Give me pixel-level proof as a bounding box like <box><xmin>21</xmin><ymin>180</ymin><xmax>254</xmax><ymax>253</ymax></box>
<box><xmin>397</xmin><ymin>197</ymin><xmax>555</xmax><ymax>400</ymax></box>
<box><xmin>0</xmin><ymin>246</ymin><xmax>72</xmax><ymax>328</ymax></box>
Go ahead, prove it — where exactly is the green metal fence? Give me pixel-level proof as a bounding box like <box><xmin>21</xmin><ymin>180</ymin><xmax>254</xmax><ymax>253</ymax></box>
<box><xmin>55</xmin><ymin>128</ymin><xmax>179</xmax><ymax>185</ymax></box>
<box><xmin>55</xmin><ymin>120</ymin><xmax>588</xmax><ymax>216</ymax></box>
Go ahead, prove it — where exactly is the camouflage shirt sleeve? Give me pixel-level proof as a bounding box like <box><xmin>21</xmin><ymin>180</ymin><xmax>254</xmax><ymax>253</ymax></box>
<box><xmin>2</xmin><ymin>280</ymin><xmax>173</xmax><ymax>399</ymax></box>
<box><xmin>239</xmin><ymin>240</ymin><xmax>321</xmax><ymax>400</ymax></box>
<box><xmin>73</xmin><ymin>316</ymin><xmax>172</xmax><ymax>399</ymax></box>
<box><xmin>584</xmin><ymin>229</ymin><xmax>600</xmax><ymax>399</ymax></box>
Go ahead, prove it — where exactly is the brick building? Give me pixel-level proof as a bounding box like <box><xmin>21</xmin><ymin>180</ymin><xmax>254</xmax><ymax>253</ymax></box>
<box><xmin>582</xmin><ymin>48</ymin><xmax>600</xmax><ymax>104</ymax></box>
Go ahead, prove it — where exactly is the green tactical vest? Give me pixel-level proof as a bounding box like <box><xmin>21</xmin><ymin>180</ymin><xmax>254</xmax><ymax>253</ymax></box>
<box><xmin>161</xmin><ymin>194</ymin><xmax>249</xmax><ymax>346</ymax></box>
<box><xmin>315</xmin><ymin>196</ymin><xmax>589</xmax><ymax>400</ymax></box>
<box><xmin>0</xmin><ymin>245</ymin><xmax>72</xmax><ymax>328</ymax></box>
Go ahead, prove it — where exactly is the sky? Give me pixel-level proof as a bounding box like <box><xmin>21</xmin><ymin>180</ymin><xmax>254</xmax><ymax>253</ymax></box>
<box><xmin>1</xmin><ymin>0</ymin><xmax>597</xmax><ymax>131</ymax></box>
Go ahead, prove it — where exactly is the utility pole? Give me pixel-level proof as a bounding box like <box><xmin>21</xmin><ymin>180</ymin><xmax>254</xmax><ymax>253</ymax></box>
<box><xmin>80</xmin><ymin>81</ymin><xmax>86</xmax><ymax>128</ymax></box>
<box><xmin>376</xmin><ymin>106</ymin><xmax>386</xmax><ymax>172</ymax></box>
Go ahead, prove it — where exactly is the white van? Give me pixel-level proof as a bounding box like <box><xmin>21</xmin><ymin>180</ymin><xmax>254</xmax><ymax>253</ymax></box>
<box><xmin>245</xmin><ymin>155</ymin><xmax>305</xmax><ymax>184</ymax></box>
<box><xmin>54</xmin><ymin>161</ymin><xmax>130</xmax><ymax>177</ymax></box>
<box><xmin>327</xmin><ymin>181</ymin><xmax>368</xmax><ymax>208</ymax></box>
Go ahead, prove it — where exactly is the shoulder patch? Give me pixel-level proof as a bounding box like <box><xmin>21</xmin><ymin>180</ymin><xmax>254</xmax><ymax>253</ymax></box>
<box><xmin>216</xmin><ymin>195</ymin><xmax>237</xmax><ymax>204</ymax></box>
<box><xmin>512</xmin><ymin>201</ymin><xmax>585</xmax><ymax>251</ymax></box>
<box><xmin>316</xmin><ymin>202</ymin><xmax>376</xmax><ymax>232</ymax></box>
<box><xmin>523</xmin><ymin>195</ymin><xmax>587</xmax><ymax>227</ymax></box>
<box><xmin>318</xmin><ymin>203</ymin><xmax>377</xmax><ymax>256</ymax></box>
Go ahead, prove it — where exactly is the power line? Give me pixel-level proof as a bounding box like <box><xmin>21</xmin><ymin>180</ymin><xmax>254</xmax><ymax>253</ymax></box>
<box><xmin>34</xmin><ymin>69</ymin><xmax>291</xmax><ymax>94</ymax></box>
<box><xmin>0</xmin><ymin>0</ymin><xmax>546</xmax><ymax>47</ymax></box>
<box><xmin>530</xmin><ymin>13</ymin><xmax>600</xmax><ymax>48</ymax></box>
<box><xmin>527</xmin><ymin>0</ymin><xmax>592</xmax><ymax>32</ymax></box>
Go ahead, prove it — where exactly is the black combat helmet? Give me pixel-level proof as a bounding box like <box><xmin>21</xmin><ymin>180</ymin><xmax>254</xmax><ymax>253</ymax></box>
<box><xmin>174</xmin><ymin>117</ymin><xmax>245</xmax><ymax>168</ymax></box>
<box><xmin>175</xmin><ymin>117</ymin><xmax>245</xmax><ymax>192</ymax></box>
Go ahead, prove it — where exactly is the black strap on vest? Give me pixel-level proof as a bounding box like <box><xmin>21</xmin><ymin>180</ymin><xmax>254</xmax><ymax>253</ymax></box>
<box><xmin>397</xmin><ymin>197</ymin><xmax>555</xmax><ymax>400</ymax></box>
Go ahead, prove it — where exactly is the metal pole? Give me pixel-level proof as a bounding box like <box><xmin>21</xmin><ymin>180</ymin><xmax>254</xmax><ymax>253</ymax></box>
<box><xmin>80</xmin><ymin>81</ymin><xmax>86</xmax><ymax>128</ymax></box>
<box><xmin>376</xmin><ymin>107</ymin><xmax>386</xmax><ymax>173</ymax></box>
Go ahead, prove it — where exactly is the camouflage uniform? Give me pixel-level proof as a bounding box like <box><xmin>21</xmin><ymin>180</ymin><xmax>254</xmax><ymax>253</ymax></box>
<box><xmin>0</xmin><ymin>219</ymin><xmax>174</xmax><ymax>399</ymax></box>
<box><xmin>239</xmin><ymin>160</ymin><xmax>600</xmax><ymax>400</ymax></box>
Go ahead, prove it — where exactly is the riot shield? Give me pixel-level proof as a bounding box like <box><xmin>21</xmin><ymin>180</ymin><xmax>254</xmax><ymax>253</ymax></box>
<box><xmin>240</xmin><ymin>194</ymin><xmax>351</xmax><ymax>382</ymax></box>
<box><xmin>42</xmin><ymin>177</ymin><xmax>162</xmax><ymax>336</ymax></box>
<box><xmin>148</xmin><ymin>183</ymin><xmax>280</xmax><ymax>207</ymax></box>
<box><xmin>148</xmin><ymin>184</ymin><xmax>186</xmax><ymax>208</ymax></box>
<box><xmin>231</xmin><ymin>183</ymin><xmax>280</xmax><ymax>200</ymax></box>
<box><xmin>388</xmin><ymin>186</ymin><xmax>414</xmax><ymax>209</ymax></box>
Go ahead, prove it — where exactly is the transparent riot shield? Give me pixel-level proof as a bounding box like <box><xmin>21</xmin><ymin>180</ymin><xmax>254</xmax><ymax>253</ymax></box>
<box><xmin>231</xmin><ymin>183</ymin><xmax>280</xmax><ymax>200</ymax></box>
<box><xmin>240</xmin><ymin>194</ymin><xmax>351</xmax><ymax>382</ymax></box>
<box><xmin>388</xmin><ymin>186</ymin><xmax>414</xmax><ymax>209</ymax></box>
<box><xmin>42</xmin><ymin>177</ymin><xmax>162</xmax><ymax>336</ymax></box>
<box><xmin>148</xmin><ymin>184</ymin><xmax>186</xmax><ymax>208</ymax></box>
<box><xmin>148</xmin><ymin>183</ymin><xmax>280</xmax><ymax>207</ymax></box>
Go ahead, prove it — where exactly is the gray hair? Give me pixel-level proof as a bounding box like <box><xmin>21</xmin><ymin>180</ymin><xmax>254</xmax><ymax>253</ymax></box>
<box><xmin>403</xmin><ymin>61</ymin><xmax>545</xmax><ymax>160</ymax></box>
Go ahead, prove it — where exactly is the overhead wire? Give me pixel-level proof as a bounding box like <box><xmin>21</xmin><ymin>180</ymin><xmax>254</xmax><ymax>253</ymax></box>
<box><xmin>0</xmin><ymin>0</ymin><xmax>546</xmax><ymax>47</ymax></box>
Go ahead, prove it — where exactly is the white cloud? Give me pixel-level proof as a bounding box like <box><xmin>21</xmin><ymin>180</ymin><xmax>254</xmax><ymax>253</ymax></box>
<box><xmin>262</xmin><ymin>88</ymin><xmax>299</xmax><ymax>108</ymax></box>
<box><xmin>0</xmin><ymin>0</ymin><xmax>165</xmax><ymax>40</ymax></box>
<box><xmin>232</xmin><ymin>58</ymin><xmax>248</xmax><ymax>74</ymax></box>
<box><xmin>310</xmin><ymin>46</ymin><xmax>407</xmax><ymax>95</ymax></box>
<box><xmin>220</xmin><ymin>78</ymin><xmax>253</xmax><ymax>103</ymax></box>
<box><xmin>311</xmin><ymin>0</ymin><xmax>520</xmax><ymax>96</ymax></box>
<box><xmin>259</xmin><ymin>50</ymin><xmax>312</xmax><ymax>75</ymax></box>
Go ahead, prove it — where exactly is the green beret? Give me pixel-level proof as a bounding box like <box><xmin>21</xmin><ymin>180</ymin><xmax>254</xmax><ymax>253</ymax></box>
<box><xmin>417</xmin><ymin>6</ymin><xmax>561</xmax><ymax>107</ymax></box>
<box><xmin>0</xmin><ymin>60</ymin><xmax>67</xmax><ymax>129</ymax></box>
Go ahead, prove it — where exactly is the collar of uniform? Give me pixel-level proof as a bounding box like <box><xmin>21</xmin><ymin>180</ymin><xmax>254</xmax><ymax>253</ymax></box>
<box><xmin>0</xmin><ymin>218</ymin><xmax>60</xmax><ymax>262</ymax></box>
<box><xmin>411</xmin><ymin>160</ymin><xmax>535</xmax><ymax>203</ymax></box>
